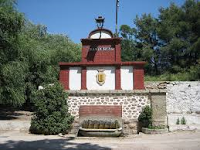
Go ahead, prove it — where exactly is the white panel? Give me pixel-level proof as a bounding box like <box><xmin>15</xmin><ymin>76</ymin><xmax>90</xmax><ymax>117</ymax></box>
<box><xmin>87</xmin><ymin>66</ymin><xmax>115</xmax><ymax>90</ymax></box>
<box><xmin>121</xmin><ymin>66</ymin><xmax>133</xmax><ymax>90</ymax></box>
<box><xmin>90</xmin><ymin>31</ymin><xmax>112</xmax><ymax>39</ymax></box>
<box><xmin>69</xmin><ymin>67</ymin><xmax>81</xmax><ymax>90</ymax></box>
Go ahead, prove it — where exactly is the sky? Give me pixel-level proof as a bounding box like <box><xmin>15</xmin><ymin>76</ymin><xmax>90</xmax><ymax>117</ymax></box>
<box><xmin>17</xmin><ymin>0</ymin><xmax>185</xmax><ymax>43</ymax></box>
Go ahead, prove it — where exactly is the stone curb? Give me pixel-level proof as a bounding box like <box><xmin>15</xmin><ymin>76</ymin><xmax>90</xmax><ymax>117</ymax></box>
<box><xmin>67</xmin><ymin>90</ymin><xmax>166</xmax><ymax>96</ymax></box>
<box><xmin>142</xmin><ymin>127</ymin><xmax>169</xmax><ymax>134</ymax></box>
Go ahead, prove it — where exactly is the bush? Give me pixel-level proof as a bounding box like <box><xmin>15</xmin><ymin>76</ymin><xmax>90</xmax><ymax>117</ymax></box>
<box><xmin>30</xmin><ymin>82</ymin><xmax>74</xmax><ymax>135</ymax></box>
<box><xmin>138</xmin><ymin>105</ymin><xmax>152</xmax><ymax>128</ymax></box>
<box><xmin>181</xmin><ymin>117</ymin><xmax>186</xmax><ymax>125</ymax></box>
<box><xmin>176</xmin><ymin>118</ymin><xmax>180</xmax><ymax>125</ymax></box>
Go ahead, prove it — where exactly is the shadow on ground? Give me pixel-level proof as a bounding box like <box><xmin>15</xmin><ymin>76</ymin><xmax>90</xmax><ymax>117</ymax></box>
<box><xmin>0</xmin><ymin>105</ymin><xmax>32</xmax><ymax>120</ymax></box>
<box><xmin>0</xmin><ymin>137</ymin><xmax>111</xmax><ymax>150</ymax></box>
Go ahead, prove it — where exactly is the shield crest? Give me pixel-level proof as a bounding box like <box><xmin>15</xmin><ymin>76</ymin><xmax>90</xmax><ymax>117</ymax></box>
<box><xmin>96</xmin><ymin>69</ymin><xmax>106</xmax><ymax>86</ymax></box>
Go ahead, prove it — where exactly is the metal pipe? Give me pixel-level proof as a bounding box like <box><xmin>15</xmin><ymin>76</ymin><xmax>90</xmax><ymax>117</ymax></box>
<box><xmin>115</xmin><ymin>0</ymin><xmax>119</xmax><ymax>37</ymax></box>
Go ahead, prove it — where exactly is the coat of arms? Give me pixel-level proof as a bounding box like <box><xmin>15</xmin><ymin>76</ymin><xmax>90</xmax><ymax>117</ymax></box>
<box><xmin>96</xmin><ymin>69</ymin><xmax>106</xmax><ymax>86</ymax></box>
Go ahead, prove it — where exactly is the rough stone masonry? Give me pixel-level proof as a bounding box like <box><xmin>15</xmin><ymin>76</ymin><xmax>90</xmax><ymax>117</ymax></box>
<box><xmin>67</xmin><ymin>90</ymin><xmax>159</xmax><ymax>135</ymax></box>
<box><xmin>67</xmin><ymin>92</ymin><xmax>149</xmax><ymax>120</ymax></box>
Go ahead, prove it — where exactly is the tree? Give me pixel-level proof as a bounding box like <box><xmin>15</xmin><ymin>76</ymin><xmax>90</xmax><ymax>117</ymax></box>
<box><xmin>18</xmin><ymin>22</ymin><xmax>81</xmax><ymax>107</ymax></box>
<box><xmin>120</xmin><ymin>25</ymin><xmax>140</xmax><ymax>61</ymax></box>
<box><xmin>120</xmin><ymin>14</ymin><xmax>161</xmax><ymax>75</ymax></box>
<box><xmin>0</xmin><ymin>0</ymin><xmax>24</xmax><ymax>65</ymax></box>
<box><xmin>0</xmin><ymin>61</ymin><xmax>27</xmax><ymax>106</ymax></box>
<box><xmin>158</xmin><ymin>0</ymin><xmax>200</xmax><ymax>79</ymax></box>
<box><xmin>0</xmin><ymin>0</ymin><xmax>81</xmax><ymax>107</ymax></box>
<box><xmin>134</xmin><ymin>14</ymin><xmax>161</xmax><ymax>75</ymax></box>
<box><xmin>120</xmin><ymin>0</ymin><xmax>200</xmax><ymax>80</ymax></box>
<box><xmin>0</xmin><ymin>0</ymin><xmax>26</xmax><ymax>106</ymax></box>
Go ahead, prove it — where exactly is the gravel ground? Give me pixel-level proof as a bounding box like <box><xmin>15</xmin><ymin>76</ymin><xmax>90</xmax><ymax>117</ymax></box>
<box><xmin>0</xmin><ymin>130</ymin><xmax>200</xmax><ymax>150</ymax></box>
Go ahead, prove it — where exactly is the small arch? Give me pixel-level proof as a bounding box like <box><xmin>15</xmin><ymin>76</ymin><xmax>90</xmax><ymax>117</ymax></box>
<box><xmin>88</xmin><ymin>28</ymin><xmax>114</xmax><ymax>39</ymax></box>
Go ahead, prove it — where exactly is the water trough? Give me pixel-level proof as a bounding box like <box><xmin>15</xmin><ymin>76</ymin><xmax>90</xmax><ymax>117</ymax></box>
<box><xmin>78</xmin><ymin>105</ymin><xmax>122</xmax><ymax>137</ymax></box>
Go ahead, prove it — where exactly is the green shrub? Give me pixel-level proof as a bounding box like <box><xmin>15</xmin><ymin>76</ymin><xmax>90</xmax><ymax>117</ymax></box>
<box><xmin>138</xmin><ymin>105</ymin><xmax>152</xmax><ymax>128</ymax></box>
<box><xmin>147</xmin><ymin>125</ymin><xmax>165</xmax><ymax>129</ymax></box>
<box><xmin>181</xmin><ymin>117</ymin><xmax>186</xmax><ymax>125</ymax></box>
<box><xmin>176</xmin><ymin>118</ymin><xmax>180</xmax><ymax>125</ymax></box>
<box><xmin>145</xmin><ymin>65</ymin><xmax>200</xmax><ymax>81</ymax></box>
<box><xmin>30</xmin><ymin>82</ymin><xmax>74</xmax><ymax>135</ymax></box>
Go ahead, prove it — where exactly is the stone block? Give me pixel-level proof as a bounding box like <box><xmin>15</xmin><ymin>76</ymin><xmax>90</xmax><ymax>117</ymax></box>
<box><xmin>129</xmin><ymin>123</ymin><xmax>137</xmax><ymax>129</ymax></box>
<box><xmin>142</xmin><ymin>127</ymin><xmax>168</xmax><ymax>134</ymax></box>
<box><xmin>151</xmin><ymin>94</ymin><xmax>167</xmax><ymax>127</ymax></box>
<box><xmin>132</xmin><ymin>129</ymin><xmax>138</xmax><ymax>134</ymax></box>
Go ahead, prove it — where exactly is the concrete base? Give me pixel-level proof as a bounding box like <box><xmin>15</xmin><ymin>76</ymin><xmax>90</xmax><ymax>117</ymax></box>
<box><xmin>78</xmin><ymin>127</ymin><xmax>122</xmax><ymax>137</ymax></box>
<box><xmin>142</xmin><ymin>127</ymin><xmax>168</xmax><ymax>134</ymax></box>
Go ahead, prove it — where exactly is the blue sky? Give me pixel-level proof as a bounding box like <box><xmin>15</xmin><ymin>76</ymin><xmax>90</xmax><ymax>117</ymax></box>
<box><xmin>17</xmin><ymin>0</ymin><xmax>185</xmax><ymax>43</ymax></box>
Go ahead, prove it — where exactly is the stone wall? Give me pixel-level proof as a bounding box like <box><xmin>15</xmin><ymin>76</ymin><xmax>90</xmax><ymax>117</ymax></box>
<box><xmin>67</xmin><ymin>90</ymin><xmax>168</xmax><ymax>135</ymax></box>
<box><xmin>145</xmin><ymin>81</ymin><xmax>200</xmax><ymax>131</ymax></box>
<box><xmin>68</xmin><ymin>81</ymin><xmax>200</xmax><ymax>135</ymax></box>
<box><xmin>67</xmin><ymin>90</ymin><xmax>151</xmax><ymax>135</ymax></box>
<box><xmin>67</xmin><ymin>91</ymin><xmax>150</xmax><ymax>120</ymax></box>
<box><xmin>166</xmin><ymin>82</ymin><xmax>200</xmax><ymax>131</ymax></box>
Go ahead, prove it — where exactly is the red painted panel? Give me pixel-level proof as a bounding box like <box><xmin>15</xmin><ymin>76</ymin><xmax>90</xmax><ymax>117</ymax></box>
<box><xmin>79</xmin><ymin>105</ymin><xmax>122</xmax><ymax>117</ymax></box>
<box><xmin>81</xmin><ymin>67</ymin><xmax>87</xmax><ymax>90</ymax></box>
<box><xmin>81</xmin><ymin>38</ymin><xmax>121</xmax><ymax>63</ymax></box>
<box><xmin>115</xmin><ymin>66</ymin><xmax>121</xmax><ymax>90</ymax></box>
<box><xmin>59</xmin><ymin>66</ymin><xmax>69</xmax><ymax>90</ymax></box>
<box><xmin>133</xmin><ymin>65</ymin><xmax>145</xmax><ymax>90</ymax></box>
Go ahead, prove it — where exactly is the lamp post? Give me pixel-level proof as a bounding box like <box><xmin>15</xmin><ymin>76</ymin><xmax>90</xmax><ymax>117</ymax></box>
<box><xmin>95</xmin><ymin>16</ymin><xmax>105</xmax><ymax>39</ymax></box>
<box><xmin>115</xmin><ymin>0</ymin><xmax>119</xmax><ymax>37</ymax></box>
<box><xmin>95</xmin><ymin>16</ymin><xmax>105</xmax><ymax>29</ymax></box>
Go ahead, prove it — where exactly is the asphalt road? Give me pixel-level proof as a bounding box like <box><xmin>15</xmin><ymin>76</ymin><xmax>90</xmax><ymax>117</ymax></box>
<box><xmin>0</xmin><ymin>130</ymin><xmax>200</xmax><ymax>150</ymax></box>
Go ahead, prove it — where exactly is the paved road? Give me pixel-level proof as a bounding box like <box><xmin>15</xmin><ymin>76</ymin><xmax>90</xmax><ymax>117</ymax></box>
<box><xmin>0</xmin><ymin>130</ymin><xmax>200</xmax><ymax>150</ymax></box>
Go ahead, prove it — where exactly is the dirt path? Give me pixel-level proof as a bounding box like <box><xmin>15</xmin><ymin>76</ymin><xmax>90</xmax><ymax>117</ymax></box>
<box><xmin>0</xmin><ymin>130</ymin><xmax>200</xmax><ymax>150</ymax></box>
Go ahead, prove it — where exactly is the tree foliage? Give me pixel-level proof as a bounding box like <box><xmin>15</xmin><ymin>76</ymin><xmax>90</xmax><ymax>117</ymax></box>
<box><xmin>120</xmin><ymin>0</ymin><xmax>200</xmax><ymax>80</ymax></box>
<box><xmin>30</xmin><ymin>83</ymin><xmax>74</xmax><ymax>135</ymax></box>
<box><xmin>0</xmin><ymin>0</ymin><xmax>81</xmax><ymax>106</ymax></box>
<box><xmin>0</xmin><ymin>0</ymin><xmax>25</xmax><ymax>106</ymax></box>
<box><xmin>0</xmin><ymin>61</ymin><xmax>27</xmax><ymax>106</ymax></box>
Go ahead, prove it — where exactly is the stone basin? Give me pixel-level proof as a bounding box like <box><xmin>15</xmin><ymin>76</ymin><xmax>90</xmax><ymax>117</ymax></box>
<box><xmin>79</xmin><ymin>127</ymin><xmax>122</xmax><ymax>137</ymax></box>
<box><xmin>78</xmin><ymin>105</ymin><xmax>123</xmax><ymax>137</ymax></box>
<box><xmin>78</xmin><ymin>119</ymin><xmax>123</xmax><ymax>137</ymax></box>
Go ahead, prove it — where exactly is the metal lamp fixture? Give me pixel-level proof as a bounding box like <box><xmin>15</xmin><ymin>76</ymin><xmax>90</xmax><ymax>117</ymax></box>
<box><xmin>95</xmin><ymin>16</ymin><xmax>105</xmax><ymax>29</ymax></box>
